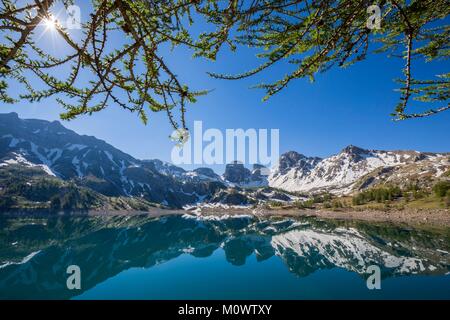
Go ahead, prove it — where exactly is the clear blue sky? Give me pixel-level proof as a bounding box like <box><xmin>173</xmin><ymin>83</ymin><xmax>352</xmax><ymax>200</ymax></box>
<box><xmin>2</xmin><ymin>3</ymin><xmax>449</xmax><ymax>173</ymax></box>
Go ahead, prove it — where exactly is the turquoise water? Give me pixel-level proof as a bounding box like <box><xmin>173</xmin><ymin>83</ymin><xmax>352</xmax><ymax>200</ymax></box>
<box><xmin>0</xmin><ymin>214</ymin><xmax>449</xmax><ymax>299</ymax></box>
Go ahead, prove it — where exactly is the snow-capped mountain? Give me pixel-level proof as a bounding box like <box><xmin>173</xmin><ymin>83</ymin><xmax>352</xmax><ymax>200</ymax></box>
<box><xmin>0</xmin><ymin>112</ymin><xmax>448</xmax><ymax>211</ymax></box>
<box><xmin>269</xmin><ymin>145</ymin><xmax>449</xmax><ymax>194</ymax></box>
<box><xmin>222</xmin><ymin>161</ymin><xmax>268</xmax><ymax>187</ymax></box>
<box><xmin>0</xmin><ymin>112</ymin><xmax>225</xmax><ymax>208</ymax></box>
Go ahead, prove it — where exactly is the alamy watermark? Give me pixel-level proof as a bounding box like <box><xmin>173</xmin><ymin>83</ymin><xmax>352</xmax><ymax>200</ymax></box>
<box><xmin>367</xmin><ymin>4</ymin><xmax>381</xmax><ymax>30</ymax></box>
<box><xmin>366</xmin><ymin>265</ymin><xmax>381</xmax><ymax>290</ymax></box>
<box><xmin>65</xmin><ymin>5</ymin><xmax>82</xmax><ymax>30</ymax></box>
<box><xmin>66</xmin><ymin>265</ymin><xmax>81</xmax><ymax>290</ymax></box>
<box><xmin>170</xmin><ymin>121</ymin><xmax>279</xmax><ymax>172</ymax></box>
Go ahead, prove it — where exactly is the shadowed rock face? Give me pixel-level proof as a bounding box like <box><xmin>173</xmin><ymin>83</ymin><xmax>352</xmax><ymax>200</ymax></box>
<box><xmin>209</xmin><ymin>190</ymin><xmax>256</xmax><ymax>205</ymax></box>
<box><xmin>221</xmin><ymin>162</ymin><xmax>270</xmax><ymax>188</ymax></box>
<box><xmin>276</xmin><ymin>151</ymin><xmax>322</xmax><ymax>176</ymax></box>
<box><xmin>193</xmin><ymin>167</ymin><xmax>221</xmax><ymax>179</ymax></box>
<box><xmin>341</xmin><ymin>145</ymin><xmax>370</xmax><ymax>159</ymax></box>
<box><xmin>223</xmin><ymin>161</ymin><xmax>252</xmax><ymax>184</ymax></box>
<box><xmin>0</xmin><ymin>215</ymin><xmax>448</xmax><ymax>299</ymax></box>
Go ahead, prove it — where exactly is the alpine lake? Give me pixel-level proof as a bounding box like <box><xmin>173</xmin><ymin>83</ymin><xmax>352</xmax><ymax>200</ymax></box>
<box><xmin>0</xmin><ymin>213</ymin><xmax>449</xmax><ymax>300</ymax></box>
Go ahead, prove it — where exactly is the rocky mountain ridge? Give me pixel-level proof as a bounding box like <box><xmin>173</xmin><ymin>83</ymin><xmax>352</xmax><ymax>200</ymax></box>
<box><xmin>0</xmin><ymin>113</ymin><xmax>448</xmax><ymax>210</ymax></box>
<box><xmin>269</xmin><ymin>145</ymin><xmax>449</xmax><ymax>194</ymax></box>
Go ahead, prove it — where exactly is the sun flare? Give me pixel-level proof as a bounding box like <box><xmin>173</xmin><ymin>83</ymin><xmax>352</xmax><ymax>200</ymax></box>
<box><xmin>43</xmin><ymin>15</ymin><xmax>57</xmax><ymax>31</ymax></box>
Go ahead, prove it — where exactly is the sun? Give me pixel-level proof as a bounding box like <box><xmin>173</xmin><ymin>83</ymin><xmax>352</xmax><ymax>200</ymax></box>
<box><xmin>43</xmin><ymin>15</ymin><xmax>57</xmax><ymax>31</ymax></box>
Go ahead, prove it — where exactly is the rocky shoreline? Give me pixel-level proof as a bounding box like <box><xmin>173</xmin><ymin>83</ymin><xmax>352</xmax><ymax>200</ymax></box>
<box><xmin>2</xmin><ymin>207</ymin><xmax>449</xmax><ymax>227</ymax></box>
<box><xmin>187</xmin><ymin>207</ymin><xmax>450</xmax><ymax>227</ymax></box>
<box><xmin>275</xmin><ymin>208</ymin><xmax>450</xmax><ymax>226</ymax></box>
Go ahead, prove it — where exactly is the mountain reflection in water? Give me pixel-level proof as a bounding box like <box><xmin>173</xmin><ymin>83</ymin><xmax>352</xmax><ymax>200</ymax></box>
<box><xmin>0</xmin><ymin>214</ymin><xmax>449</xmax><ymax>299</ymax></box>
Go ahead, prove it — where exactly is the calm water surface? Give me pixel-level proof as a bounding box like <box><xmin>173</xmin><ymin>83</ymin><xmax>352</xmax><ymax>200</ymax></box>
<box><xmin>0</xmin><ymin>214</ymin><xmax>449</xmax><ymax>299</ymax></box>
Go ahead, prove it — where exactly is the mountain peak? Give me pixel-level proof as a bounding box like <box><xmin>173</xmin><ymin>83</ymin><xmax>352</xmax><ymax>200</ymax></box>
<box><xmin>0</xmin><ymin>112</ymin><xmax>19</xmax><ymax>120</ymax></box>
<box><xmin>223</xmin><ymin>161</ymin><xmax>251</xmax><ymax>184</ymax></box>
<box><xmin>273</xmin><ymin>151</ymin><xmax>322</xmax><ymax>177</ymax></box>
<box><xmin>48</xmin><ymin>120</ymin><xmax>66</xmax><ymax>130</ymax></box>
<box><xmin>280</xmin><ymin>151</ymin><xmax>307</xmax><ymax>161</ymax></box>
<box><xmin>341</xmin><ymin>145</ymin><xmax>369</xmax><ymax>155</ymax></box>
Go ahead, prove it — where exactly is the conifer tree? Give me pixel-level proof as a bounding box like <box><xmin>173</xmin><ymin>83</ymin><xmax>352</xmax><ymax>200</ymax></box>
<box><xmin>1</xmin><ymin>0</ymin><xmax>448</xmax><ymax>132</ymax></box>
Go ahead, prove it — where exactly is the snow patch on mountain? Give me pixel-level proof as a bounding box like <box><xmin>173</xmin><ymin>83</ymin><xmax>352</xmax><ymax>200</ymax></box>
<box><xmin>271</xmin><ymin>228</ymin><xmax>432</xmax><ymax>275</ymax></box>
<box><xmin>0</xmin><ymin>152</ymin><xmax>56</xmax><ymax>176</ymax></box>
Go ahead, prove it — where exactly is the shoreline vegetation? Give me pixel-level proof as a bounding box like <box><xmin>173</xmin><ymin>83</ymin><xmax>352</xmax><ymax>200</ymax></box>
<box><xmin>4</xmin><ymin>182</ymin><xmax>450</xmax><ymax>227</ymax></box>
<box><xmin>2</xmin><ymin>182</ymin><xmax>450</xmax><ymax>227</ymax></box>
